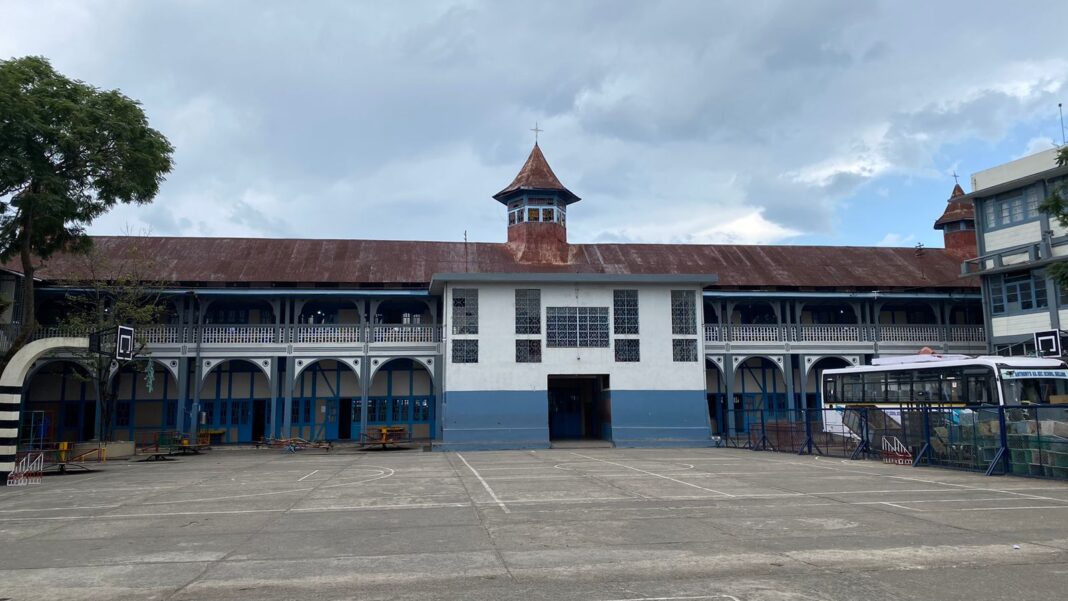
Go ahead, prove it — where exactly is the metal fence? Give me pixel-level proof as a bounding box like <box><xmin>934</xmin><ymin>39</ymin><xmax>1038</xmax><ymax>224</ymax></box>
<box><xmin>722</xmin><ymin>403</ymin><xmax>1068</xmax><ymax>480</ymax></box>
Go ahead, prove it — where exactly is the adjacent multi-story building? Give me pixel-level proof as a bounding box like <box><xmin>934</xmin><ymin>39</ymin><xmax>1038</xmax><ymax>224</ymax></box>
<box><xmin>960</xmin><ymin>148</ymin><xmax>1068</xmax><ymax>355</ymax></box>
<box><xmin>0</xmin><ymin>143</ymin><xmax>986</xmax><ymax>451</ymax></box>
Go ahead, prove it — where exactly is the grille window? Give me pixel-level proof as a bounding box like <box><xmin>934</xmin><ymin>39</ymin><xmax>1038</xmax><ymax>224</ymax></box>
<box><xmin>672</xmin><ymin>338</ymin><xmax>698</xmax><ymax>362</ymax></box>
<box><xmin>615</xmin><ymin>339</ymin><xmax>640</xmax><ymax>362</ymax></box>
<box><xmin>546</xmin><ymin>307</ymin><xmax>610</xmax><ymax>348</ymax></box>
<box><xmin>515</xmin><ymin>339</ymin><xmax>542</xmax><ymax>363</ymax></box>
<box><xmin>671</xmin><ymin>290</ymin><xmax>697</xmax><ymax>335</ymax></box>
<box><xmin>515</xmin><ymin>289</ymin><xmax>542</xmax><ymax>334</ymax></box>
<box><xmin>452</xmin><ymin>339</ymin><xmax>479</xmax><ymax>363</ymax></box>
<box><xmin>452</xmin><ymin>288</ymin><xmax>479</xmax><ymax>334</ymax></box>
<box><xmin>613</xmin><ymin>289</ymin><xmax>639</xmax><ymax>335</ymax></box>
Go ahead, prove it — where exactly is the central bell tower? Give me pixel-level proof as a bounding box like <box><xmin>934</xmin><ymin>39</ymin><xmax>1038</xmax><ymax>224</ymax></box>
<box><xmin>493</xmin><ymin>143</ymin><xmax>580</xmax><ymax>264</ymax></box>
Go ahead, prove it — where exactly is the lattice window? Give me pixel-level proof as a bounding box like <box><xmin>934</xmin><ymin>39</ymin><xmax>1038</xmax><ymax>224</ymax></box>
<box><xmin>613</xmin><ymin>289</ymin><xmax>639</xmax><ymax>335</ymax></box>
<box><xmin>515</xmin><ymin>339</ymin><xmax>542</xmax><ymax>363</ymax></box>
<box><xmin>672</xmin><ymin>338</ymin><xmax>698</xmax><ymax>362</ymax></box>
<box><xmin>615</xmin><ymin>339</ymin><xmax>640</xmax><ymax>362</ymax></box>
<box><xmin>452</xmin><ymin>339</ymin><xmax>479</xmax><ymax>363</ymax></box>
<box><xmin>452</xmin><ymin>288</ymin><xmax>479</xmax><ymax>334</ymax></box>
<box><xmin>546</xmin><ymin>306</ymin><xmax>609</xmax><ymax>348</ymax></box>
<box><xmin>671</xmin><ymin>290</ymin><xmax>697</xmax><ymax>335</ymax></box>
<box><xmin>515</xmin><ymin>289</ymin><xmax>542</xmax><ymax>334</ymax></box>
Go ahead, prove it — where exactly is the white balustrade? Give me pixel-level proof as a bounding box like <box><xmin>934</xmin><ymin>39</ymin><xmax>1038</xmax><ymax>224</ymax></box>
<box><xmin>730</xmin><ymin>325</ymin><xmax>783</xmax><ymax>342</ymax></box>
<box><xmin>199</xmin><ymin>325</ymin><xmax>275</xmax><ymax>344</ymax></box>
<box><xmin>795</xmin><ymin>325</ymin><xmax>865</xmax><ymax>343</ymax></box>
<box><xmin>878</xmin><ymin>325</ymin><xmax>943</xmax><ymax>343</ymax></box>
<box><xmin>372</xmin><ymin>325</ymin><xmax>441</xmax><ymax>344</ymax></box>
<box><xmin>140</xmin><ymin>325</ymin><xmax>184</xmax><ymax>344</ymax></box>
<box><xmin>292</xmin><ymin>324</ymin><xmax>362</xmax><ymax>344</ymax></box>
<box><xmin>948</xmin><ymin>325</ymin><xmax>986</xmax><ymax>342</ymax></box>
<box><xmin>703</xmin><ymin>324</ymin><xmax>725</xmax><ymax>342</ymax></box>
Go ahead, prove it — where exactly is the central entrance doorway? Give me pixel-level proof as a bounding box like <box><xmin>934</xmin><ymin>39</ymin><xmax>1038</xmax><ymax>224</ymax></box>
<box><xmin>547</xmin><ymin>375</ymin><xmax>610</xmax><ymax>441</ymax></box>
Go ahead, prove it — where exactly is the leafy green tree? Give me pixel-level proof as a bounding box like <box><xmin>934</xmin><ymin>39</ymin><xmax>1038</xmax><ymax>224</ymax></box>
<box><xmin>0</xmin><ymin>56</ymin><xmax>173</xmax><ymax>368</ymax></box>
<box><xmin>1039</xmin><ymin>146</ymin><xmax>1068</xmax><ymax>288</ymax></box>
<box><xmin>59</xmin><ymin>239</ymin><xmax>169</xmax><ymax>440</ymax></box>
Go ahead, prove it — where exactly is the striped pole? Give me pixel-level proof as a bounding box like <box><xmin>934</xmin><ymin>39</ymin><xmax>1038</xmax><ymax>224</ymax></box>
<box><xmin>0</xmin><ymin>385</ymin><xmax>21</xmax><ymax>482</ymax></box>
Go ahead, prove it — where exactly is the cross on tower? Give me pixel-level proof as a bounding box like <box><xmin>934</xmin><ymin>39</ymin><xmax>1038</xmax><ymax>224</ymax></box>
<box><xmin>952</xmin><ymin>171</ymin><xmax>960</xmax><ymax>185</ymax></box>
<box><xmin>530</xmin><ymin>122</ymin><xmax>543</xmax><ymax>143</ymax></box>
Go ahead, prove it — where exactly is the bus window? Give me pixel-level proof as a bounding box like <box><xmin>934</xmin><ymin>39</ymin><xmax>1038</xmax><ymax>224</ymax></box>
<box><xmin>963</xmin><ymin>367</ymin><xmax>995</xmax><ymax>405</ymax></box>
<box><xmin>1002</xmin><ymin>374</ymin><xmax>1068</xmax><ymax>405</ymax></box>
<box><xmin>823</xmin><ymin>376</ymin><xmax>838</xmax><ymax>404</ymax></box>
<box><xmin>863</xmin><ymin>373</ymin><xmax>886</xmax><ymax>403</ymax></box>
<box><xmin>887</xmin><ymin>371</ymin><xmax>910</xmax><ymax>402</ymax></box>
<box><xmin>842</xmin><ymin>373</ymin><xmax>863</xmax><ymax>403</ymax></box>
<box><xmin>913</xmin><ymin>371</ymin><xmax>942</xmax><ymax>404</ymax></box>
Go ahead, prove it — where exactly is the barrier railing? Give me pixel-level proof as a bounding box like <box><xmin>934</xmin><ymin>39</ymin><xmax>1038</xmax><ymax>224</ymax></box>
<box><xmin>702</xmin><ymin>324</ymin><xmax>985</xmax><ymax>345</ymax></box>
<box><xmin>720</xmin><ymin>403</ymin><xmax>1068</xmax><ymax>480</ymax></box>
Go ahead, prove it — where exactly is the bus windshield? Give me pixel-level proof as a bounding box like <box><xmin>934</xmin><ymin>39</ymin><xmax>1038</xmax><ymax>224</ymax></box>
<box><xmin>1000</xmin><ymin>368</ymin><xmax>1068</xmax><ymax>405</ymax></box>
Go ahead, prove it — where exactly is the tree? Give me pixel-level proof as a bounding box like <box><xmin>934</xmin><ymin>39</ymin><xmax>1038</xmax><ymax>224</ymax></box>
<box><xmin>0</xmin><ymin>56</ymin><xmax>173</xmax><ymax>369</ymax></box>
<box><xmin>1038</xmin><ymin>146</ymin><xmax>1068</xmax><ymax>288</ymax></box>
<box><xmin>58</xmin><ymin>237</ymin><xmax>169</xmax><ymax>441</ymax></box>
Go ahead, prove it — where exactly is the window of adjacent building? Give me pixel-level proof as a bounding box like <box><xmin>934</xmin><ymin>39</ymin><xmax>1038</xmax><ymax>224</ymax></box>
<box><xmin>981</xmin><ymin>185</ymin><xmax>1042</xmax><ymax>229</ymax></box>
<box><xmin>452</xmin><ymin>288</ymin><xmax>478</xmax><ymax>334</ymax></box>
<box><xmin>671</xmin><ymin>290</ymin><xmax>697</xmax><ymax>335</ymax></box>
<box><xmin>613</xmin><ymin>289</ymin><xmax>639</xmax><ymax>335</ymax></box>
<box><xmin>989</xmin><ymin>270</ymin><xmax>1048</xmax><ymax>315</ymax></box>
<box><xmin>515</xmin><ymin>339</ymin><xmax>542</xmax><ymax>363</ymax></box>
<box><xmin>452</xmin><ymin>339</ymin><xmax>479</xmax><ymax>363</ymax></box>
<box><xmin>672</xmin><ymin>338</ymin><xmax>698</xmax><ymax>362</ymax></box>
<box><xmin>515</xmin><ymin>289</ymin><xmax>541</xmax><ymax>334</ymax></box>
<box><xmin>546</xmin><ymin>306</ymin><xmax>610</xmax><ymax>348</ymax></box>
<box><xmin>615</xmin><ymin>338</ymin><xmax>640</xmax><ymax>362</ymax></box>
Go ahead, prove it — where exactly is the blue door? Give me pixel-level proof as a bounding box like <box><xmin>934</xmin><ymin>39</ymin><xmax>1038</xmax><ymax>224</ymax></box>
<box><xmin>548</xmin><ymin>388</ymin><xmax>583</xmax><ymax>439</ymax></box>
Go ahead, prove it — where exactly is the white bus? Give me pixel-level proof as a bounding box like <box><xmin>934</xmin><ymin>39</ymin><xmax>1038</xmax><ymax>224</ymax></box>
<box><xmin>822</xmin><ymin>354</ymin><xmax>1068</xmax><ymax>408</ymax></box>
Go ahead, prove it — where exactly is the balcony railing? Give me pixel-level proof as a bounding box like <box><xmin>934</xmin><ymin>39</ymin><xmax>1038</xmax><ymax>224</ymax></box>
<box><xmin>962</xmin><ymin>241</ymin><xmax>1047</xmax><ymax>275</ymax></box>
<box><xmin>703</xmin><ymin>323</ymin><xmax>985</xmax><ymax>346</ymax></box>
<box><xmin>199</xmin><ymin>325</ymin><xmax>276</xmax><ymax>344</ymax></box>
<box><xmin>372</xmin><ymin>325</ymin><xmax>440</xmax><ymax>343</ymax></box>
<box><xmin>292</xmin><ymin>324</ymin><xmax>362</xmax><ymax>344</ymax></box>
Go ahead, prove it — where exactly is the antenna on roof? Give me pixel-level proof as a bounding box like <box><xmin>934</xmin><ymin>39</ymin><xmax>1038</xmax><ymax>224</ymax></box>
<box><xmin>1055</xmin><ymin>102</ymin><xmax>1063</xmax><ymax>147</ymax></box>
<box><xmin>463</xmin><ymin>230</ymin><xmax>469</xmax><ymax>273</ymax></box>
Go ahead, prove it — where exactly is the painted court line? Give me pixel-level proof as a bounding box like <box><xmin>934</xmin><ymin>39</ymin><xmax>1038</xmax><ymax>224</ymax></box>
<box><xmin>601</xmin><ymin>595</ymin><xmax>741</xmax><ymax>601</ymax></box>
<box><xmin>456</xmin><ymin>453</ymin><xmax>511</xmax><ymax>513</ymax></box>
<box><xmin>297</xmin><ymin>469</ymin><xmax>319</xmax><ymax>482</ymax></box>
<box><xmin>570</xmin><ymin>452</ymin><xmax>736</xmax><ymax>497</ymax></box>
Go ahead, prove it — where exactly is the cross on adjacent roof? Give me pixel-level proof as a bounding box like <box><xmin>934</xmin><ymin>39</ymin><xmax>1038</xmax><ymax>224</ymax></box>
<box><xmin>530</xmin><ymin>122</ymin><xmax>543</xmax><ymax>143</ymax></box>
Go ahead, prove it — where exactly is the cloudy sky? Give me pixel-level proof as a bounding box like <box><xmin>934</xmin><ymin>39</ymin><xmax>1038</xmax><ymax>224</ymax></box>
<box><xmin>2</xmin><ymin>1</ymin><xmax>1067</xmax><ymax>249</ymax></box>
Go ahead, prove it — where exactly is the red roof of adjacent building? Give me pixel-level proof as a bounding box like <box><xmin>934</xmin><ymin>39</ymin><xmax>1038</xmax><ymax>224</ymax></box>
<box><xmin>12</xmin><ymin>235</ymin><xmax>976</xmax><ymax>290</ymax></box>
<box><xmin>934</xmin><ymin>183</ymin><xmax>975</xmax><ymax>229</ymax></box>
<box><xmin>493</xmin><ymin>143</ymin><xmax>580</xmax><ymax>204</ymax></box>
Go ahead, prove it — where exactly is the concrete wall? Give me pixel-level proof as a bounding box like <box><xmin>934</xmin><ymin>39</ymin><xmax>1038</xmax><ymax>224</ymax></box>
<box><xmin>972</xmin><ymin>148</ymin><xmax>1059</xmax><ymax>191</ymax></box>
<box><xmin>441</xmin><ymin>281</ymin><xmax>710</xmax><ymax>449</ymax></box>
<box><xmin>982</xmin><ymin>221</ymin><xmax>1042</xmax><ymax>253</ymax></box>
<box><xmin>991</xmin><ymin>313</ymin><xmax>1052</xmax><ymax>338</ymax></box>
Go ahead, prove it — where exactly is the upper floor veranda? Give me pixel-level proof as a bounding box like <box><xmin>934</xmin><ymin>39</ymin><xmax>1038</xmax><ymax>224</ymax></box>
<box><xmin>0</xmin><ymin>287</ymin><xmax>987</xmax><ymax>359</ymax></box>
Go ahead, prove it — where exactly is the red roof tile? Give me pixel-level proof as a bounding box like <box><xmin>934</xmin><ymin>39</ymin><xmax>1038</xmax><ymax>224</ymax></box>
<box><xmin>493</xmin><ymin>144</ymin><xmax>580</xmax><ymax>204</ymax></box>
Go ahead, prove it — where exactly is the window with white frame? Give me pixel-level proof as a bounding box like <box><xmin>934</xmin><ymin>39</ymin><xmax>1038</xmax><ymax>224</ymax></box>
<box><xmin>452</xmin><ymin>288</ymin><xmax>478</xmax><ymax>334</ymax></box>
<box><xmin>515</xmin><ymin>289</ymin><xmax>541</xmax><ymax>334</ymax></box>
<box><xmin>452</xmin><ymin>339</ymin><xmax>479</xmax><ymax>363</ymax></box>
<box><xmin>613</xmin><ymin>289</ymin><xmax>639</xmax><ymax>335</ymax></box>
<box><xmin>981</xmin><ymin>185</ymin><xmax>1042</xmax><ymax>229</ymax></box>
<box><xmin>671</xmin><ymin>290</ymin><xmax>697</xmax><ymax>335</ymax></box>
<box><xmin>672</xmin><ymin>338</ymin><xmax>698</xmax><ymax>362</ymax></box>
<box><xmin>546</xmin><ymin>306</ymin><xmax>609</xmax><ymax>348</ymax></box>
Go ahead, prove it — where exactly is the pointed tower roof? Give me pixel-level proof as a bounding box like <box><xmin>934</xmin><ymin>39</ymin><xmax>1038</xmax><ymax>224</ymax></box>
<box><xmin>493</xmin><ymin>143</ymin><xmax>580</xmax><ymax>204</ymax></box>
<box><xmin>934</xmin><ymin>183</ymin><xmax>975</xmax><ymax>229</ymax></box>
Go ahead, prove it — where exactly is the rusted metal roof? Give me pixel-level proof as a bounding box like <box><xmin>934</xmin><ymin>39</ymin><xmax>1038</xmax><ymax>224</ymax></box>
<box><xmin>934</xmin><ymin>184</ymin><xmax>976</xmax><ymax>229</ymax></box>
<box><xmin>14</xmin><ymin>235</ymin><xmax>977</xmax><ymax>291</ymax></box>
<box><xmin>492</xmin><ymin>143</ymin><xmax>580</xmax><ymax>204</ymax></box>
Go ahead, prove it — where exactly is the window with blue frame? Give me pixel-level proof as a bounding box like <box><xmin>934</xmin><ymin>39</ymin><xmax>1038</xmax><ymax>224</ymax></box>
<box><xmin>989</xmin><ymin>270</ymin><xmax>1047</xmax><ymax>315</ymax></box>
<box><xmin>220</xmin><ymin>401</ymin><xmax>229</xmax><ymax>425</ymax></box>
<box><xmin>981</xmin><ymin>185</ymin><xmax>1042</xmax><ymax>230</ymax></box>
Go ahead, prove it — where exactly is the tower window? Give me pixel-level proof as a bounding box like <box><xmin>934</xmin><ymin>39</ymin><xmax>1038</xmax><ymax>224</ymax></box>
<box><xmin>527</xmin><ymin>208</ymin><xmax>540</xmax><ymax>222</ymax></box>
<box><xmin>541</xmin><ymin>208</ymin><xmax>554</xmax><ymax>222</ymax></box>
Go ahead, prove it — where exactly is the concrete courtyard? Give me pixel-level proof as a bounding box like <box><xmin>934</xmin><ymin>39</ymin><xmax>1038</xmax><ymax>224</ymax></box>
<box><xmin>2</xmin><ymin>447</ymin><xmax>1068</xmax><ymax>600</ymax></box>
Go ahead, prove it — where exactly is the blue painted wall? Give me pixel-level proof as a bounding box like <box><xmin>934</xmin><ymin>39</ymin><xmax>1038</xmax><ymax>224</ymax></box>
<box><xmin>438</xmin><ymin>388</ymin><xmax>712</xmax><ymax>450</ymax></box>
<box><xmin>439</xmin><ymin>390</ymin><xmax>550</xmax><ymax>451</ymax></box>
<box><xmin>609</xmin><ymin>389</ymin><xmax>713</xmax><ymax>448</ymax></box>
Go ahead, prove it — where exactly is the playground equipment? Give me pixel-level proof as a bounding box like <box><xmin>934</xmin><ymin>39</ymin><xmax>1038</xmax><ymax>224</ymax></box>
<box><xmin>135</xmin><ymin>430</ymin><xmax>211</xmax><ymax>461</ymax></box>
<box><xmin>256</xmin><ymin>437</ymin><xmax>333</xmax><ymax>453</ymax></box>
<box><xmin>359</xmin><ymin>425</ymin><xmax>412</xmax><ymax>449</ymax></box>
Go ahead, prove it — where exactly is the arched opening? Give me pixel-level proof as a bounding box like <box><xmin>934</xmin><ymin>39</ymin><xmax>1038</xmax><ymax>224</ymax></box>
<box><xmin>108</xmin><ymin>360</ymin><xmax>182</xmax><ymax>445</ymax></box>
<box><xmin>878</xmin><ymin>302</ymin><xmax>936</xmax><ymax>325</ymax></box>
<box><xmin>369</xmin><ymin>358</ymin><xmax>435</xmax><ymax>441</ymax></box>
<box><xmin>806</xmin><ymin>356</ymin><xmax>851</xmax><ymax>410</ymax></box>
<box><xmin>731</xmin><ymin>302</ymin><xmax>777</xmax><ymax>325</ymax></box>
<box><xmin>733</xmin><ymin>356</ymin><xmax>787</xmax><ymax>431</ymax></box>
<box><xmin>297</xmin><ymin>301</ymin><xmax>361</xmax><ymax>325</ymax></box>
<box><xmin>290</xmin><ymin>359</ymin><xmax>361</xmax><ymax>440</ymax></box>
<box><xmin>22</xmin><ymin>360</ymin><xmax>97</xmax><ymax>445</ymax></box>
<box><xmin>948</xmin><ymin>303</ymin><xmax>983</xmax><ymax>325</ymax></box>
<box><xmin>374</xmin><ymin>300</ymin><xmax>433</xmax><ymax>325</ymax></box>
<box><xmin>800</xmin><ymin>303</ymin><xmax>857</xmax><ymax>325</ymax></box>
<box><xmin>203</xmin><ymin>299</ymin><xmax>276</xmax><ymax>325</ymax></box>
<box><xmin>199</xmin><ymin>359</ymin><xmax>271</xmax><ymax>444</ymax></box>
<box><xmin>703</xmin><ymin>301</ymin><xmax>720</xmax><ymax>324</ymax></box>
<box><xmin>705</xmin><ymin>359</ymin><xmax>726</xmax><ymax>435</ymax></box>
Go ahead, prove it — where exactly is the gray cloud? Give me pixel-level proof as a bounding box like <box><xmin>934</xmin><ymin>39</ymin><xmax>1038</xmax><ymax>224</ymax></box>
<box><xmin>2</xmin><ymin>0</ymin><xmax>1067</xmax><ymax>245</ymax></box>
